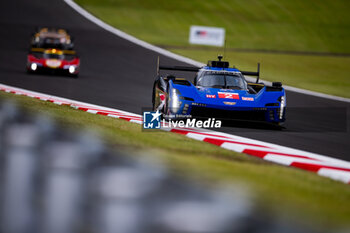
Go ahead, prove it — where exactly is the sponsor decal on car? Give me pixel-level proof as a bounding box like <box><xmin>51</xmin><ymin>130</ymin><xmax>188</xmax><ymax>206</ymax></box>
<box><xmin>191</xmin><ymin>103</ymin><xmax>206</xmax><ymax>107</ymax></box>
<box><xmin>159</xmin><ymin>93</ymin><xmax>165</xmax><ymax>101</ymax></box>
<box><xmin>46</xmin><ymin>59</ymin><xmax>61</xmax><ymax>68</ymax></box>
<box><xmin>223</xmin><ymin>101</ymin><xmax>236</xmax><ymax>105</ymax></box>
<box><xmin>218</xmin><ymin>92</ymin><xmax>239</xmax><ymax>99</ymax></box>
<box><xmin>206</xmin><ymin>94</ymin><xmax>216</xmax><ymax>98</ymax></box>
<box><xmin>242</xmin><ymin>97</ymin><xmax>254</xmax><ymax>101</ymax></box>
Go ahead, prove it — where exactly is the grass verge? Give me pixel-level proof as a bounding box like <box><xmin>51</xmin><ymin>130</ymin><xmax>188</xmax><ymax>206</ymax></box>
<box><xmin>74</xmin><ymin>0</ymin><xmax>350</xmax><ymax>98</ymax></box>
<box><xmin>1</xmin><ymin>91</ymin><xmax>349</xmax><ymax>230</ymax></box>
<box><xmin>172</xmin><ymin>49</ymin><xmax>350</xmax><ymax>98</ymax></box>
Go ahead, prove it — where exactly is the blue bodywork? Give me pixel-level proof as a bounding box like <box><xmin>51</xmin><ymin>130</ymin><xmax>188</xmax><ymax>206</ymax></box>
<box><xmin>165</xmin><ymin>66</ymin><xmax>286</xmax><ymax>124</ymax></box>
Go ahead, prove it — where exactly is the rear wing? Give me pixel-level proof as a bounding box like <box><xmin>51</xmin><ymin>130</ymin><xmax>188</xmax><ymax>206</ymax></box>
<box><xmin>157</xmin><ymin>56</ymin><xmax>261</xmax><ymax>83</ymax></box>
<box><xmin>159</xmin><ymin>65</ymin><xmax>199</xmax><ymax>72</ymax></box>
<box><xmin>156</xmin><ymin>56</ymin><xmax>199</xmax><ymax>75</ymax></box>
<box><xmin>241</xmin><ymin>63</ymin><xmax>260</xmax><ymax>83</ymax></box>
<box><xmin>29</xmin><ymin>47</ymin><xmax>77</xmax><ymax>55</ymax></box>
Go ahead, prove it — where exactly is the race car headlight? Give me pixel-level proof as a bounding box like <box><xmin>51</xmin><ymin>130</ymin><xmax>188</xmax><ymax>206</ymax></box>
<box><xmin>68</xmin><ymin>66</ymin><xmax>76</xmax><ymax>74</ymax></box>
<box><xmin>170</xmin><ymin>88</ymin><xmax>182</xmax><ymax>112</ymax></box>
<box><xmin>279</xmin><ymin>95</ymin><xmax>286</xmax><ymax>119</ymax></box>
<box><xmin>30</xmin><ymin>63</ymin><xmax>37</xmax><ymax>71</ymax></box>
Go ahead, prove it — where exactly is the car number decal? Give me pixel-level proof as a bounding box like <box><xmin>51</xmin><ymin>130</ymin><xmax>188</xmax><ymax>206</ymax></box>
<box><xmin>45</xmin><ymin>59</ymin><xmax>62</xmax><ymax>68</ymax></box>
<box><xmin>218</xmin><ymin>92</ymin><xmax>239</xmax><ymax>99</ymax></box>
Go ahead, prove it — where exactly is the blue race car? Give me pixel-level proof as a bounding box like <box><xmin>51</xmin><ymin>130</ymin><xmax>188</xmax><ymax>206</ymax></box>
<box><xmin>152</xmin><ymin>56</ymin><xmax>286</xmax><ymax>125</ymax></box>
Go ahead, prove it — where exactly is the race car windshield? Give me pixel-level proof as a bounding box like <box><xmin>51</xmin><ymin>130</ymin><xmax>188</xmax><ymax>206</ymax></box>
<box><xmin>44</xmin><ymin>53</ymin><xmax>64</xmax><ymax>59</ymax></box>
<box><xmin>40</xmin><ymin>38</ymin><xmax>67</xmax><ymax>49</ymax></box>
<box><xmin>197</xmin><ymin>73</ymin><xmax>246</xmax><ymax>90</ymax></box>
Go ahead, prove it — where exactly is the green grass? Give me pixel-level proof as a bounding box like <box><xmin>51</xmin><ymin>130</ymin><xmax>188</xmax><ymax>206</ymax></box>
<box><xmin>75</xmin><ymin>0</ymin><xmax>350</xmax><ymax>53</ymax></box>
<box><xmin>172</xmin><ymin>49</ymin><xmax>350</xmax><ymax>97</ymax></box>
<box><xmin>74</xmin><ymin>0</ymin><xmax>350</xmax><ymax>98</ymax></box>
<box><xmin>1</xmin><ymin>91</ymin><xmax>350</xmax><ymax>230</ymax></box>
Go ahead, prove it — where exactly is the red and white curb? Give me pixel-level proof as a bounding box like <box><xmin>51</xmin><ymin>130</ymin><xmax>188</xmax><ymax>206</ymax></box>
<box><xmin>1</xmin><ymin>83</ymin><xmax>350</xmax><ymax>184</ymax></box>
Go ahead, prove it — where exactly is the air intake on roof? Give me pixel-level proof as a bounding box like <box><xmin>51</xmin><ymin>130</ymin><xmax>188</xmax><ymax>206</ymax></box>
<box><xmin>207</xmin><ymin>55</ymin><xmax>229</xmax><ymax>68</ymax></box>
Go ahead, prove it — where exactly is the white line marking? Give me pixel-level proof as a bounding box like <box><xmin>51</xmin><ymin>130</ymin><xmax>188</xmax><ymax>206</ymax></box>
<box><xmin>63</xmin><ymin>0</ymin><xmax>203</xmax><ymax>68</ymax></box>
<box><xmin>1</xmin><ymin>82</ymin><xmax>350</xmax><ymax>183</ymax></box>
<box><xmin>63</xmin><ymin>0</ymin><xmax>350</xmax><ymax>103</ymax></box>
<box><xmin>244</xmin><ymin>77</ymin><xmax>350</xmax><ymax>103</ymax></box>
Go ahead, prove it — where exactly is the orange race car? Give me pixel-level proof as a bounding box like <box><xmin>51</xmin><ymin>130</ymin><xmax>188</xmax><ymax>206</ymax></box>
<box><xmin>26</xmin><ymin>48</ymin><xmax>80</xmax><ymax>77</ymax></box>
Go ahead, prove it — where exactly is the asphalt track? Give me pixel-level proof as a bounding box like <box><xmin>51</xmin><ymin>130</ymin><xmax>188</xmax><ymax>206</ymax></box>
<box><xmin>0</xmin><ymin>0</ymin><xmax>349</xmax><ymax>161</ymax></box>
